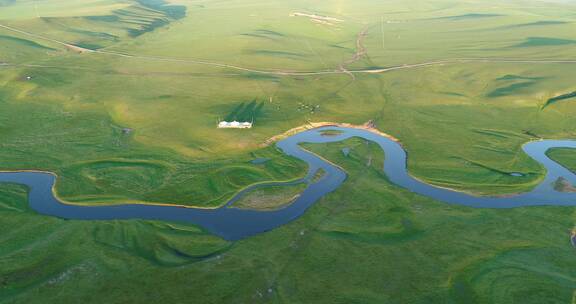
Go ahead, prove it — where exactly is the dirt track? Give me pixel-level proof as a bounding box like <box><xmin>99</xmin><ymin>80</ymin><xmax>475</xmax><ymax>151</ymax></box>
<box><xmin>3</xmin><ymin>23</ymin><xmax>576</xmax><ymax>77</ymax></box>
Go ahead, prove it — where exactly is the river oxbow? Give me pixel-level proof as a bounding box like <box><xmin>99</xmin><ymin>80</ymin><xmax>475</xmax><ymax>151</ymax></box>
<box><xmin>1</xmin><ymin>126</ymin><xmax>575</xmax><ymax>240</ymax></box>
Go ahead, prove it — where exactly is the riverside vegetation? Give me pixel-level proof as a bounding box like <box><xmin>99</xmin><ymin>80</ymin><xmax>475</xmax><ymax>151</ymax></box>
<box><xmin>2</xmin><ymin>0</ymin><xmax>576</xmax><ymax>303</ymax></box>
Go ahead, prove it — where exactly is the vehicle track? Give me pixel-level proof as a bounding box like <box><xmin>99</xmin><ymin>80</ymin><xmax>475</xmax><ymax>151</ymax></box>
<box><xmin>3</xmin><ymin>23</ymin><xmax>576</xmax><ymax>77</ymax></box>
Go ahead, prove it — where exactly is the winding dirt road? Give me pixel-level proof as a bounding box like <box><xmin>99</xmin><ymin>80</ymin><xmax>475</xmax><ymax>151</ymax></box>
<box><xmin>3</xmin><ymin>23</ymin><xmax>576</xmax><ymax>77</ymax></box>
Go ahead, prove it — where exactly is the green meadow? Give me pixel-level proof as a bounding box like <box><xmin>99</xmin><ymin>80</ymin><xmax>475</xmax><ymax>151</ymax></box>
<box><xmin>1</xmin><ymin>0</ymin><xmax>576</xmax><ymax>302</ymax></box>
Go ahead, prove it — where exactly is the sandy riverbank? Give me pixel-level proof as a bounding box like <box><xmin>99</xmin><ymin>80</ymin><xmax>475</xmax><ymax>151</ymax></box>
<box><xmin>262</xmin><ymin>121</ymin><xmax>401</xmax><ymax>146</ymax></box>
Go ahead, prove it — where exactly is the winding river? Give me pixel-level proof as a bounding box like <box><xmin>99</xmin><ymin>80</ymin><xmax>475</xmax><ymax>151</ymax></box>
<box><xmin>2</xmin><ymin>126</ymin><xmax>576</xmax><ymax>241</ymax></box>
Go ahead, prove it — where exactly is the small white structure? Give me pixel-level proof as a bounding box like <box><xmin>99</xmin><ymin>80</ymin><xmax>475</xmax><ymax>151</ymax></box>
<box><xmin>218</xmin><ymin>121</ymin><xmax>253</xmax><ymax>129</ymax></box>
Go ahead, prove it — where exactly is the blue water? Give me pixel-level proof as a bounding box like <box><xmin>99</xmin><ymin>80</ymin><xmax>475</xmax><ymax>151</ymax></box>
<box><xmin>2</xmin><ymin>126</ymin><xmax>576</xmax><ymax>240</ymax></box>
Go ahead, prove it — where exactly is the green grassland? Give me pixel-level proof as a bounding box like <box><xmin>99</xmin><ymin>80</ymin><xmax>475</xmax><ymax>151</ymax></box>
<box><xmin>232</xmin><ymin>183</ymin><xmax>307</xmax><ymax>210</ymax></box>
<box><xmin>2</xmin><ymin>0</ymin><xmax>576</xmax><ymax>302</ymax></box>
<box><xmin>2</xmin><ymin>140</ymin><xmax>576</xmax><ymax>303</ymax></box>
<box><xmin>548</xmin><ymin>148</ymin><xmax>576</xmax><ymax>173</ymax></box>
<box><xmin>1</xmin><ymin>0</ymin><xmax>576</xmax><ymax>201</ymax></box>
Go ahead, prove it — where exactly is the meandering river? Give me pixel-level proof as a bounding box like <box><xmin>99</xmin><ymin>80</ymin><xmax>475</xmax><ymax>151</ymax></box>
<box><xmin>1</xmin><ymin>126</ymin><xmax>576</xmax><ymax>240</ymax></box>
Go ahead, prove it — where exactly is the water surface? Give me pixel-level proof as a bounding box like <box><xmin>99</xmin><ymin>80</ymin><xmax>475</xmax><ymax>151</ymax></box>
<box><xmin>2</xmin><ymin>126</ymin><xmax>576</xmax><ymax>240</ymax></box>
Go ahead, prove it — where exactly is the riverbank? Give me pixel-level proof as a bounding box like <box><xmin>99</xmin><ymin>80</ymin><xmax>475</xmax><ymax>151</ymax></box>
<box><xmin>4</xmin><ymin>126</ymin><xmax>576</xmax><ymax>241</ymax></box>
<box><xmin>263</xmin><ymin>121</ymin><xmax>401</xmax><ymax>146</ymax></box>
<box><xmin>0</xmin><ymin>169</ymin><xmax>306</xmax><ymax>211</ymax></box>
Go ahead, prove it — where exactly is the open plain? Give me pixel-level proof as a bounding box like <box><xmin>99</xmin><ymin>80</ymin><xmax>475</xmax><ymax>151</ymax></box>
<box><xmin>2</xmin><ymin>0</ymin><xmax>576</xmax><ymax>303</ymax></box>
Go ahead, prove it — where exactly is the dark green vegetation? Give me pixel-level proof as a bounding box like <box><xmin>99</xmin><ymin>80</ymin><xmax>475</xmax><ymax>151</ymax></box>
<box><xmin>2</xmin><ymin>0</ymin><xmax>576</xmax><ymax>302</ymax></box>
<box><xmin>501</xmin><ymin>20</ymin><xmax>569</xmax><ymax>29</ymax></box>
<box><xmin>128</xmin><ymin>0</ymin><xmax>187</xmax><ymax>36</ymax></box>
<box><xmin>433</xmin><ymin>13</ymin><xmax>502</xmax><ymax>21</ymax></box>
<box><xmin>514</xmin><ymin>37</ymin><xmax>576</xmax><ymax>48</ymax></box>
<box><xmin>543</xmin><ymin>91</ymin><xmax>576</xmax><ymax>109</ymax></box>
<box><xmin>548</xmin><ymin>148</ymin><xmax>576</xmax><ymax>173</ymax></box>
<box><xmin>224</xmin><ymin>100</ymin><xmax>265</xmax><ymax>122</ymax></box>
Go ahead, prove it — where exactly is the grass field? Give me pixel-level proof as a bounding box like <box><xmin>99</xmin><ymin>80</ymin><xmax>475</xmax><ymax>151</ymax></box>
<box><xmin>2</xmin><ymin>140</ymin><xmax>576</xmax><ymax>303</ymax></box>
<box><xmin>2</xmin><ymin>0</ymin><xmax>576</xmax><ymax>302</ymax></box>
<box><xmin>233</xmin><ymin>183</ymin><xmax>307</xmax><ymax>210</ymax></box>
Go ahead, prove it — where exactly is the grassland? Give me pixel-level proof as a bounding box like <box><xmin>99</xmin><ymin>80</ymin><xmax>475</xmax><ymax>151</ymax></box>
<box><xmin>2</xmin><ymin>140</ymin><xmax>576</xmax><ymax>303</ymax></box>
<box><xmin>232</xmin><ymin>183</ymin><xmax>307</xmax><ymax>210</ymax></box>
<box><xmin>2</xmin><ymin>0</ymin><xmax>576</xmax><ymax>201</ymax></box>
<box><xmin>548</xmin><ymin>148</ymin><xmax>576</xmax><ymax>173</ymax></box>
<box><xmin>2</xmin><ymin>0</ymin><xmax>576</xmax><ymax>302</ymax></box>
